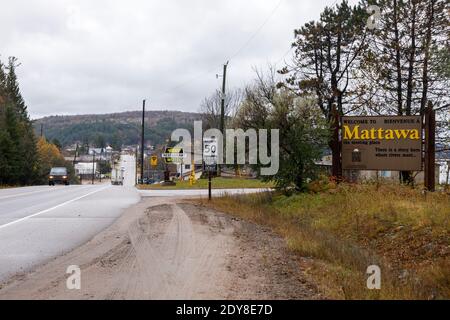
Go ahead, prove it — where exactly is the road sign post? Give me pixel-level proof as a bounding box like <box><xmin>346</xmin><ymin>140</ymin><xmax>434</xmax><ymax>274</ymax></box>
<box><xmin>424</xmin><ymin>102</ymin><xmax>436</xmax><ymax>192</ymax></box>
<box><xmin>208</xmin><ymin>170</ymin><xmax>212</xmax><ymax>200</ymax></box>
<box><xmin>161</xmin><ymin>147</ymin><xmax>185</xmax><ymax>186</ymax></box>
<box><xmin>203</xmin><ymin>137</ymin><xmax>218</xmax><ymax>200</ymax></box>
<box><xmin>331</xmin><ymin>105</ymin><xmax>342</xmax><ymax>182</ymax></box>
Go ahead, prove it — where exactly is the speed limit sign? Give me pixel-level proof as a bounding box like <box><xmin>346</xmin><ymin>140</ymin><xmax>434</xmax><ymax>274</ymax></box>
<box><xmin>203</xmin><ymin>137</ymin><xmax>218</xmax><ymax>166</ymax></box>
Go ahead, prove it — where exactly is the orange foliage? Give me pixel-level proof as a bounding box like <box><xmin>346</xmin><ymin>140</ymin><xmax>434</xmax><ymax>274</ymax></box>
<box><xmin>36</xmin><ymin>137</ymin><xmax>65</xmax><ymax>175</ymax></box>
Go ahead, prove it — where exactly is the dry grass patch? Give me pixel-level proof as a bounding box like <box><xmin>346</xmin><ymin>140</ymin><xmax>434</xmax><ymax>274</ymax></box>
<box><xmin>137</xmin><ymin>177</ymin><xmax>274</xmax><ymax>190</ymax></box>
<box><xmin>196</xmin><ymin>183</ymin><xmax>449</xmax><ymax>299</ymax></box>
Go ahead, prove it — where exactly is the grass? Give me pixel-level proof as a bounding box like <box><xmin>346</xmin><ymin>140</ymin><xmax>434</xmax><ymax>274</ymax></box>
<box><xmin>196</xmin><ymin>182</ymin><xmax>450</xmax><ymax>299</ymax></box>
<box><xmin>136</xmin><ymin>177</ymin><xmax>274</xmax><ymax>190</ymax></box>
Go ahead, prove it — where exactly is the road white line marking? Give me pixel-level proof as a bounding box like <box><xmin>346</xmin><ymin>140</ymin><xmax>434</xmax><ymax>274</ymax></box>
<box><xmin>0</xmin><ymin>185</ymin><xmax>96</xmax><ymax>200</ymax></box>
<box><xmin>0</xmin><ymin>185</ymin><xmax>94</xmax><ymax>200</ymax></box>
<box><xmin>0</xmin><ymin>188</ymin><xmax>60</xmax><ymax>200</ymax></box>
<box><xmin>0</xmin><ymin>185</ymin><xmax>111</xmax><ymax>230</ymax></box>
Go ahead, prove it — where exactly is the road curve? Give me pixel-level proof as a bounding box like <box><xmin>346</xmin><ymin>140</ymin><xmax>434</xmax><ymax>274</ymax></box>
<box><xmin>0</xmin><ymin>154</ymin><xmax>269</xmax><ymax>285</ymax></box>
<box><xmin>0</xmin><ymin>155</ymin><xmax>140</xmax><ymax>282</ymax></box>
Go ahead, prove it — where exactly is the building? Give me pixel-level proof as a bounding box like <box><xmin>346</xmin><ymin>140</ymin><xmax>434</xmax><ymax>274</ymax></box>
<box><xmin>74</xmin><ymin>162</ymin><xmax>97</xmax><ymax>175</ymax></box>
<box><xmin>437</xmin><ymin>160</ymin><xmax>450</xmax><ymax>184</ymax></box>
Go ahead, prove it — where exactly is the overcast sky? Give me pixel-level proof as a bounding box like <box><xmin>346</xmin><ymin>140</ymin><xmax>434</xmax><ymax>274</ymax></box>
<box><xmin>1</xmin><ymin>0</ymin><xmax>356</xmax><ymax>118</ymax></box>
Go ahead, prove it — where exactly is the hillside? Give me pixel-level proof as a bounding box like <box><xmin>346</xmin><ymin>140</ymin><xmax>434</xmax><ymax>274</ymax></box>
<box><xmin>33</xmin><ymin>110</ymin><xmax>202</xmax><ymax>148</ymax></box>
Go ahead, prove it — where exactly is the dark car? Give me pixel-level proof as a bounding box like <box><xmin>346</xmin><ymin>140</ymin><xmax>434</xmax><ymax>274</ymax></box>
<box><xmin>49</xmin><ymin>167</ymin><xmax>69</xmax><ymax>186</ymax></box>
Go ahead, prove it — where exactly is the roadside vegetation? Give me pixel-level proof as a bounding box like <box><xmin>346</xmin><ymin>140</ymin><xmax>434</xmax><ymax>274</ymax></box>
<box><xmin>198</xmin><ymin>181</ymin><xmax>450</xmax><ymax>299</ymax></box>
<box><xmin>137</xmin><ymin>177</ymin><xmax>274</xmax><ymax>190</ymax></box>
<box><xmin>0</xmin><ymin>57</ymin><xmax>77</xmax><ymax>186</ymax></box>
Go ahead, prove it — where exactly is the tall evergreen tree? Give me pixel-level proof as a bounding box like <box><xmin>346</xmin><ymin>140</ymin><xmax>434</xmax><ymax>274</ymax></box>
<box><xmin>280</xmin><ymin>0</ymin><xmax>368</xmax><ymax>120</ymax></box>
<box><xmin>360</xmin><ymin>0</ymin><xmax>449</xmax><ymax>116</ymax></box>
<box><xmin>0</xmin><ymin>60</ymin><xmax>11</xmax><ymax>184</ymax></box>
<box><xmin>5</xmin><ymin>57</ymin><xmax>28</xmax><ymax>119</ymax></box>
<box><xmin>0</xmin><ymin>57</ymin><xmax>39</xmax><ymax>185</ymax></box>
<box><xmin>359</xmin><ymin>0</ymin><xmax>449</xmax><ymax>182</ymax></box>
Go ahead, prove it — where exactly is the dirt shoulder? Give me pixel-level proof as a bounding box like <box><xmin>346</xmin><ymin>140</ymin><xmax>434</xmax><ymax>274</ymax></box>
<box><xmin>0</xmin><ymin>197</ymin><xmax>321</xmax><ymax>300</ymax></box>
<box><xmin>198</xmin><ymin>184</ymin><xmax>450</xmax><ymax>300</ymax></box>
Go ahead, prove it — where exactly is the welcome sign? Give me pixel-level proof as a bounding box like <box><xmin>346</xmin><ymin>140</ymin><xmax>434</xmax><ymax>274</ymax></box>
<box><xmin>341</xmin><ymin>116</ymin><xmax>422</xmax><ymax>171</ymax></box>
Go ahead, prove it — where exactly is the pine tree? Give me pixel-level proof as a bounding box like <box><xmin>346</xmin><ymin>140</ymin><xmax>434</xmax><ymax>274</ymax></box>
<box><xmin>359</xmin><ymin>0</ymin><xmax>449</xmax><ymax>183</ymax></box>
<box><xmin>0</xmin><ymin>60</ymin><xmax>12</xmax><ymax>184</ymax></box>
<box><xmin>0</xmin><ymin>57</ymin><xmax>39</xmax><ymax>185</ymax></box>
<box><xmin>360</xmin><ymin>0</ymin><xmax>449</xmax><ymax>115</ymax></box>
<box><xmin>280</xmin><ymin>0</ymin><xmax>368</xmax><ymax>120</ymax></box>
<box><xmin>5</xmin><ymin>57</ymin><xmax>28</xmax><ymax>119</ymax></box>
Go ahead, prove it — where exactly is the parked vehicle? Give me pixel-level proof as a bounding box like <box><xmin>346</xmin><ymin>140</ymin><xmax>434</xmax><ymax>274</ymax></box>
<box><xmin>111</xmin><ymin>167</ymin><xmax>124</xmax><ymax>185</ymax></box>
<box><xmin>49</xmin><ymin>167</ymin><xmax>69</xmax><ymax>186</ymax></box>
<box><xmin>141</xmin><ymin>177</ymin><xmax>156</xmax><ymax>185</ymax></box>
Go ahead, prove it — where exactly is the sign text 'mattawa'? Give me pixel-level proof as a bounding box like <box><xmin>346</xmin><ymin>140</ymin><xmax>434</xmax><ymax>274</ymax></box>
<box><xmin>343</xmin><ymin>125</ymin><xmax>420</xmax><ymax>140</ymax></box>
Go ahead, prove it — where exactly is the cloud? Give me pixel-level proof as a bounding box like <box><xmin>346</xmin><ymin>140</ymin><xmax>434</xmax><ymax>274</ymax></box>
<box><xmin>0</xmin><ymin>0</ymin><xmax>353</xmax><ymax>118</ymax></box>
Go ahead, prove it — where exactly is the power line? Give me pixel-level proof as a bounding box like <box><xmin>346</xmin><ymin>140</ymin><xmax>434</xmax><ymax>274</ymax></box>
<box><xmin>143</xmin><ymin>1</ymin><xmax>346</xmax><ymax>114</ymax></box>
<box><xmin>329</xmin><ymin>0</ymin><xmax>339</xmax><ymax>9</ymax></box>
<box><xmin>274</xmin><ymin>0</ymin><xmax>339</xmax><ymax>67</ymax></box>
<box><xmin>147</xmin><ymin>63</ymin><xmax>222</xmax><ymax>106</ymax></box>
<box><xmin>154</xmin><ymin>0</ymin><xmax>284</xmax><ymax>99</ymax></box>
<box><xmin>274</xmin><ymin>45</ymin><xmax>294</xmax><ymax>66</ymax></box>
<box><xmin>228</xmin><ymin>0</ymin><xmax>284</xmax><ymax>61</ymax></box>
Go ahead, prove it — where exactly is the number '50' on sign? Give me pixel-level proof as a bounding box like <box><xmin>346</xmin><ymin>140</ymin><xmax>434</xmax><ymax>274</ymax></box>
<box><xmin>203</xmin><ymin>138</ymin><xmax>218</xmax><ymax>157</ymax></box>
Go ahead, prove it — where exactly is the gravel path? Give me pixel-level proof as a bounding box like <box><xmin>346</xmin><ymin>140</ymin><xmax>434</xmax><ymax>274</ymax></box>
<box><xmin>0</xmin><ymin>197</ymin><xmax>321</xmax><ymax>299</ymax></box>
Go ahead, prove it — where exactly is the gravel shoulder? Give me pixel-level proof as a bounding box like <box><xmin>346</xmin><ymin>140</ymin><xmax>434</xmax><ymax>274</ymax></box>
<box><xmin>0</xmin><ymin>197</ymin><xmax>321</xmax><ymax>299</ymax></box>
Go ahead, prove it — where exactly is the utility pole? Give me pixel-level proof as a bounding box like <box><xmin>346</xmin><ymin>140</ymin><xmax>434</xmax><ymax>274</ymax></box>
<box><xmin>219</xmin><ymin>61</ymin><xmax>229</xmax><ymax>176</ymax></box>
<box><xmin>135</xmin><ymin>145</ymin><xmax>138</xmax><ymax>186</ymax></box>
<box><xmin>40</xmin><ymin>123</ymin><xmax>44</xmax><ymax>137</ymax></box>
<box><xmin>73</xmin><ymin>143</ymin><xmax>78</xmax><ymax>165</ymax></box>
<box><xmin>73</xmin><ymin>143</ymin><xmax>80</xmax><ymax>184</ymax></box>
<box><xmin>99</xmin><ymin>150</ymin><xmax>102</xmax><ymax>183</ymax></box>
<box><xmin>92</xmin><ymin>151</ymin><xmax>95</xmax><ymax>185</ymax></box>
<box><xmin>140</xmin><ymin>99</ymin><xmax>146</xmax><ymax>184</ymax></box>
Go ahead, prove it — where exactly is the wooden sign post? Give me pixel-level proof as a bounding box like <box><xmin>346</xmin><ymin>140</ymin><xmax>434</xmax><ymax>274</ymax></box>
<box><xmin>203</xmin><ymin>137</ymin><xmax>218</xmax><ymax>200</ymax></box>
<box><xmin>424</xmin><ymin>102</ymin><xmax>436</xmax><ymax>192</ymax></box>
<box><xmin>331</xmin><ymin>105</ymin><xmax>342</xmax><ymax>182</ymax></box>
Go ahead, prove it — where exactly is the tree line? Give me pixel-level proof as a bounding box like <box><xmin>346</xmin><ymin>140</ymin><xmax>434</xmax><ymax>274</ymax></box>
<box><xmin>0</xmin><ymin>57</ymin><xmax>75</xmax><ymax>186</ymax></box>
<box><xmin>35</xmin><ymin>116</ymin><xmax>194</xmax><ymax>152</ymax></box>
<box><xmin>202</xmin><ymin>0</ymin><xmax>449</xmax><ymax>190</ymax></box>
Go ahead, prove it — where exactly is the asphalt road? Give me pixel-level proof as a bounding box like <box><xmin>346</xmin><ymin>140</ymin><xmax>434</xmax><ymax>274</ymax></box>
<box><xmin>0</xmin><ymin>154</ymin><xmax>269</xmax><ymax>284</ymax></box>
<box><xmin>0</xmin><ymin>155</ymin><xmax>139</xmax><ymax>282</ymax></box>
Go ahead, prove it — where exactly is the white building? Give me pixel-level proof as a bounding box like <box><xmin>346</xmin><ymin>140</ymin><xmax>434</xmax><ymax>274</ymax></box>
<box><xmin>75</xmin><ymin>162</ymin><xmax>97</xmax><ymax>175</ymax></box>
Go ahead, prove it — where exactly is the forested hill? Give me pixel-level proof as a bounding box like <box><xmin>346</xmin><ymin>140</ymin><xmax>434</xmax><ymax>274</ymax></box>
<box><xmin>33</xmin><ymin>110</ymin><xmax>202</xmax><ymax>148</ymax></box>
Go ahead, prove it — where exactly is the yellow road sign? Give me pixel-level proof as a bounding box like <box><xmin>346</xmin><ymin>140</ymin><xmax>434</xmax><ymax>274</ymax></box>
<box><xmin>162</xmin><ymin>147</ymin><xmax>184</xmax><ymax>164</ymax></box>
<box><xmin>150</xmin><ymin>155</ymin><xmax>158</xmax><ymax>167</ymax></box>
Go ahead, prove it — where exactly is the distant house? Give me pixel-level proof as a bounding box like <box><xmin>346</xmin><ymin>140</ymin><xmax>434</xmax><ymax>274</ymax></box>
<box><xmin>75</xmin><ymin>162</ymin><xmax>97</xmax><ymax>175</ymax></box>
<box><xmin>436</xmin><ymin>147</ymin><xmax>450</xmax><ymax>184</ymax></box>
<box><xmin>64</xmin><ymin>144</ymin><xmax>78</xmax><ymax>152</ymax></box>
<box><xmin>437</xmin><ymin>160</ymin><xmax>450</xmax><ymax>184</ymax></box>
<box><xmin>88</xmin><ymin>146</ymin><xmax>113</xmax><ymax>161</ymax></box>
<box><xmin>88</xmin><ymin>147</ymin><xmax>106</xmax><ymax>155</ymax></box>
